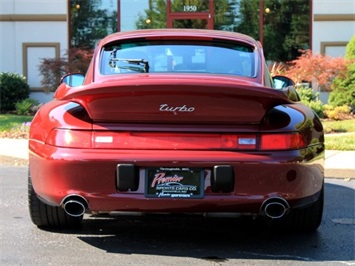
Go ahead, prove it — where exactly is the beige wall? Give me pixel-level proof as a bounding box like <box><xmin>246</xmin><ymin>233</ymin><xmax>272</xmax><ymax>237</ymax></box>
<box><xmin>312</xmin><ymin>0</ymin><xmax>355</xmax><ymax>57</ymax></box>
<box><xmin>0</xmin><ymin>0</ymin><xmax>68</xmax><ymax>96</ymax></box>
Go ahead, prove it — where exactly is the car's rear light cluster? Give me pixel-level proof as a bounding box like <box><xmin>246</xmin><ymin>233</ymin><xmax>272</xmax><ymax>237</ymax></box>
<box><xmin>46</xmin><ymin>129</ymin><xmax>92</xmax><ymax>149</ymax></box>
<box><xmin>46</xmin><ymin>129</ymin><xmax>306</xmax><ymax>150</ymax></box>
<box><xmin>260</xmin><ymin>133</ymin><xmax>306</xmax><ymax>150</ymax></box>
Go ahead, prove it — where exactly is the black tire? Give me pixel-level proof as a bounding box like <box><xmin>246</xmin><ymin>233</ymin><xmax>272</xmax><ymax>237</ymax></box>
<box><xmin>284</xmin><ymin>185</ymin><xmax>324</xmax><ymax>232</ymax></box>
<box><xmin>28</xmin><ymin>173</ymin><xmax>83</xmax><ymax>229</ymax></box>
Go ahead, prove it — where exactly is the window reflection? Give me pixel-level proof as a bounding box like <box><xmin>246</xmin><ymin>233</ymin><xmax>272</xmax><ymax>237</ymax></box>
<box><xmin>100</xmin><ymin>40</ymin><xmax>256</xmax><ymax>77</ymax></box>
<box><xmin>70</xmin><ymin>0</ymin><xmax>117</xmax><ymax>48</ymax></box>
<box><xmin>121</xmin><ymin>0</ymin><xmax>150</xmax><ymax>31</ymax></box>
<box><xmin>68</xmin><ymin>0</ymin><xmax>309</xmax><ymax>64</ymax></box>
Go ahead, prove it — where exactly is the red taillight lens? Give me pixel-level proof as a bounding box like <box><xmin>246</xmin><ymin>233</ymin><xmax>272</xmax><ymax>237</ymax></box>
<box><xmin>46</xmin><ymin>130</ymin><xmax>306</xmax><ymax>151</ymax></box>
<box><xmin>46</xmin><ymin>130</ymin><xmax>256</xmax><ymax>150</ymax></box>
<box><xmin>46</xmin><ymin>129</ymin><xmax>92</xmax><ymax>148</ymax></box>
<box><xmin>260</xmin><ymin>133</ymin><xmax>306</xmax><ymax>150</ymax></box>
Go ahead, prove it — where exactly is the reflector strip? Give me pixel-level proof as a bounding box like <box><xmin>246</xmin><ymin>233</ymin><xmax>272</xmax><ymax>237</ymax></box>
<box><xmin>95</xmin><ymin>136</ymin><xmax>113</xmax><ymax>143</ymax></box>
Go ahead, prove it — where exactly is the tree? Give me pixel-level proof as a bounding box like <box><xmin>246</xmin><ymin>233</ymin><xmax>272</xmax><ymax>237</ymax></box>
<box><xmin>70</xmin><ymin>0</ymin><xmax>117</xmax><ymax>48</ymax></box>
<box><xmin>285</xmin><ymin>49</ymin><xmax>347</xmax><ymax>92</ymax></box>
<box><xmin>38</xmin><ymin>48</ymin><xmax>93</xmax><ymax>92</ymax></box>
<box><xmin>329</xmin><ymin>35</ymin><xmax>355</xmax><ymax>107</ymax></box>
<box><xmin>236</xmin><ymin>0</ymin><xmax>310</xmax><ymax>61</ymax></box>
<box><xmin>136</xmin><ymin>0</ymin><xmax>167</xmax><ymax>29</ymax></box>
<box><xmin>235</xmin><ymin>0</ymin><xmax>259</xmax><ymax>38</ymax></box>
<box><xmin>213</xmin><ymin>0</ymin><xmax>239</xmax><ymax>31</ymax></box>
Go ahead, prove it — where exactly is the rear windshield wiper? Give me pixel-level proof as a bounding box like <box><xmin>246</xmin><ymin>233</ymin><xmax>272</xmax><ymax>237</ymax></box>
<box><xmin>109</xmin><ymin>58</ymin><xmax>149</xmax><ymax>73</ymax></box>
<box><xmin>109</xmin><ymin>49</ymin><xmax>149</xmax><ymax>73</ymax></box>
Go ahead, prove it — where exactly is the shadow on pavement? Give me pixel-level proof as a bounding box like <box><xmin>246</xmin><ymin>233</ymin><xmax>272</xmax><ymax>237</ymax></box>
<box><xmin>46</xmin><ymin>182</ymin><xmax>355</xmax><ymax>263</ymax></box>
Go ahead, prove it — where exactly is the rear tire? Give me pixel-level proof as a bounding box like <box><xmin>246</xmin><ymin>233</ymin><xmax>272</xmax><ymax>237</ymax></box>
<box><xmin>283</xmin><ymin>185</ymin><xmax>324</xmax><ymax>232</ymax></box>
<box><xmin>28</xmin><ymin>173</ymin><xmax>83</xmax><ymax>229</ymax></box>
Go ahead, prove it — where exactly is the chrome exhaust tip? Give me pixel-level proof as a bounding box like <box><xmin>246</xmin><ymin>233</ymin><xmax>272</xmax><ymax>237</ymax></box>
<box><xmin>62</xmin><ymin>195</ymin><xmax>88</xmax><ymax>217</ymax></box>
<box><xmin>261</xmin><ymin>197</ymin><xmax>290</xmax><ymax>219</ymax></box>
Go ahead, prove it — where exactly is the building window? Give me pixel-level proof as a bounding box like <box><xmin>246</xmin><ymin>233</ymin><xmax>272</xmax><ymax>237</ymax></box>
<box><xmin>68</xmin><ymin>0</ymin><xmax>310</xmax><ymax>62</ymax></box>
<box><xmin>70</xmin><ymin>0</ymin><xmax>118</xmax><ymax>48</ymax></box>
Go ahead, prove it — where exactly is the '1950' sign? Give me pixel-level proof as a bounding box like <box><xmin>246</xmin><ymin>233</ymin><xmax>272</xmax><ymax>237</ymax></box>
<box><xmin>183</xmin><ymin>5</ymin><xmax>197</xmax><ymax>12</ymax></box>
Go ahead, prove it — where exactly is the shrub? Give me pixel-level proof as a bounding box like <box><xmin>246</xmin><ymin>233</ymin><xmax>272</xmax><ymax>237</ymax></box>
<box><xmin>323</xmin><ymin>104</ymin><xmax>351</xmax><ymax>120</ymax></box>
<box><xmin>297</xmin><ymin>87</ymin><xmax>316</xmax><ymax>102</ymax></box>
<box><xmin>306</xmin><ymin>100</ymin><xmax>324</xmax><ymax>118</ymax></box>
<box><xmin>330</xmin><ymin>35</ymin><xmax>355</xmax><ymax>107</ymax></box>
<box><xmin>0</xmin><ymin>72</ymin><xmax>30</xmax><ymax>113</ymax></box>
<box><xmin>15</xmin><ymin>98</ymin><xmax>39</xmax><ymax>115</ymax></box>
<box><xmin>285</xmin><ymin>49</ymin><xmax>347</xmax><ymax>92</ymax></box>
<box><xmin>296</xmin><ymin>87</ymin><xmax>324</xmax><ymax>117</ymax></box>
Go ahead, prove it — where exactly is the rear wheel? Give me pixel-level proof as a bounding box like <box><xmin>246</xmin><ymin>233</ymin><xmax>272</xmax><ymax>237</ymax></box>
<box><xmin>28</xmin><ymin>173</ymin><xmax>83</xmax><ymax>229</ymax></box>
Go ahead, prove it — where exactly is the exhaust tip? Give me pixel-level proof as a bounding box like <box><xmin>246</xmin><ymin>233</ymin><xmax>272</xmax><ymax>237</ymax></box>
<box><xmin>261</xmin><ymin>197</ymin><xmax>290</xmax><ymax>219</ymax></box>
<box><xmin>62</xmin><ymin>195</ymin><xmax>88</xmax><ymax>217</ymax></box>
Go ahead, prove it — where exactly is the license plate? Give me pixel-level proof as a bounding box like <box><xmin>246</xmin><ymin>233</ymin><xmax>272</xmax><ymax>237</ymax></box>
<box><xmin>145</xmin><ymin>167</ymin><xmax>204</xmax><ymax>199</ymax></box>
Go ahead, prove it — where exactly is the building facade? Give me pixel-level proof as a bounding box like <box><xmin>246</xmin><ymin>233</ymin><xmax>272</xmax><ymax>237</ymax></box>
<box><xmin>0</xmin><ymin>0</ymin><xmax>354</xmax><ymax>103</ymax></box>
<box><xmin>312</xmin><ymin>0</ymin><xmax>355</xmax><ymax>56</ymax></box>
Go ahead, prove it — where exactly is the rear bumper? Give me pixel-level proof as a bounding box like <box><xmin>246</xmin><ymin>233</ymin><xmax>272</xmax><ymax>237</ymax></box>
<box><xmin>29</xmin><ymin>140</ymin><xmax>324</xmax><ymax>214</ymax></box>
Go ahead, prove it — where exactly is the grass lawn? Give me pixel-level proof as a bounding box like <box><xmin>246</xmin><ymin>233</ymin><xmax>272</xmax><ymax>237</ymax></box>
<box><xmin>322</xmin><ymin>119</ymin><xmax>355</xmax><ymax>151</ymax></box>
<box><xmin>0</xmin><ymin>114</ymin><xmax>33</xmax><ymax>138</ymax></box>
<box><xmin>0</xmin><ymin>114</ymin><xmax>33</xmax><ymax>132</ymax></box>
<box><xmin>322</xmin><ymin>119</ymin><xmax>355</xmax><ymax>133</ymax></box>
<box><xmin>325</xmin><ymin>134</ymin><xmax>355</xmax><ymax>150</ymax></box>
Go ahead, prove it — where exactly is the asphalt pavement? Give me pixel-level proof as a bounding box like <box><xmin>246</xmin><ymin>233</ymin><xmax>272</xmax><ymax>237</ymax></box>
<box><xmin>0</xmin><ymin>138</ymin><xmax>354</xmax><ymax>178</ymax></box>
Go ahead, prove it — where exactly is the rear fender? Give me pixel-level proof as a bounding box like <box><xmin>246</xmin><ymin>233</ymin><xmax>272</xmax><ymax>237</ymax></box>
<box><xmin>260</xmin><ymin>104</ymin><xmax>324</xmax><ymax>146</ymax></box>
<box><xmin>30</xmin><ymin>101</ymin><xmax>92</xmax><ymax>144</ymax></box>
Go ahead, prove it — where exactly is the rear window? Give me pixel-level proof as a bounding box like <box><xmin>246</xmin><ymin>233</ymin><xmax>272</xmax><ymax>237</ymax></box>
<box><xmin>100</xmin><ymin>40</ymin><xmax>257</xmax><ymax>77</ymax></box>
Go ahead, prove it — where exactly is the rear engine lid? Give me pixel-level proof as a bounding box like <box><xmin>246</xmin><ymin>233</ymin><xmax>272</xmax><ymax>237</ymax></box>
<box><xmin>57</xmin><ymin>74</ymin><xmax>293</xmax><ymax>124</ymax></box>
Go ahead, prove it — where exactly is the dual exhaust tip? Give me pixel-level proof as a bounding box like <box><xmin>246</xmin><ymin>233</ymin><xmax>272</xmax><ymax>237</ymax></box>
<box><xmin>61</xmin><ymin>195</ymin><xmax>290</xmax><ymax>219</ymax></box>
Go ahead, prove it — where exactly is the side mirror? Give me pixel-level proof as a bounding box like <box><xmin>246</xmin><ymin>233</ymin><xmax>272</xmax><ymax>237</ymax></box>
<box><xmin>272</xmin><ymin>75</ymin><xmax>300</xmax><ymax>102</ymax></box>
<box><xmin>60</xmin><ymin>73</ymin><xmax>85</xmax><ymax>87</ymax></box>
<box><xmin>272</xmin><ymin>75</ymin><xmax>294</xmax><ymax>89</ymax></box>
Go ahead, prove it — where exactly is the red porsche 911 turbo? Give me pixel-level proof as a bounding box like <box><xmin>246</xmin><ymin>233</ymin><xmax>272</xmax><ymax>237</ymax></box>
<box><xmin>29</xmin><ymin>29</ymin><xmax>324</xmax><ymax>231</ymax></box>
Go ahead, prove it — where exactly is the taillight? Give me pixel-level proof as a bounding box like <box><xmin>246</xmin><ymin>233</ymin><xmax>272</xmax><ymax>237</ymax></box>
<box><xmin>46</xmin><ymin>129</ymin><xmax>305</xmax><ymax>151</ymax></box>
<box><xmin>46</xmin><ymin>129</ymin><xmax>92</xmax><ymax>148</ymax></box>
<box><xmin>260</xmin><ymin>132</ymin><xmax>306</xmax><ymax>150</ymax></box>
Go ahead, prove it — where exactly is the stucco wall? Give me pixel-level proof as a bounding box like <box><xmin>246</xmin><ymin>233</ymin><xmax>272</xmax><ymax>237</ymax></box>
<box><xmin>312</xmin><ymin>0</ymin><xmax>355</xmax><ymax>56</ymax></box>
<box><xmin>0</xmin><ymin>0</ymin><xmax>68</xmax><ymax>95</ymax></box>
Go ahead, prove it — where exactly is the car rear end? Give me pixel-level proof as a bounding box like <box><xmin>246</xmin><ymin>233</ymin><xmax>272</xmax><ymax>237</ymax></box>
<box><xmin>29</xmin><ymin>30</ymin><xmax>324</xmax><ymax>230</ymax></box>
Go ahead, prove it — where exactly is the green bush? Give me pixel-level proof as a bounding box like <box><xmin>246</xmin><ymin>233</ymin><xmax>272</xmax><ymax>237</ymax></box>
<box><xmin>296</xmin><ymin>87</ymin><xmax>324</xmax><ymax>117</ymax></box>
<box><xmin>0</xmin><ymin>72</ymin><xmax>30</xmax><ymax>113</ymax></box>
<box><xmin>297</xmin><ymin>87</ymin><xmax>315</xmax><ymax>102</ymax></box>
<box><xmin>330</xmin><ymin>35</ymin><xmax>355</xmax><ymax>108</ymax></box>
<box><xmin>323</xmin><ymin>104</ymin><xmax>351</xmax><ymax>120</ymax></box>
<box><xmin>15</xmin><ymin>98</ymin><xmax>39</xmax><ymax>115</ymax></box>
